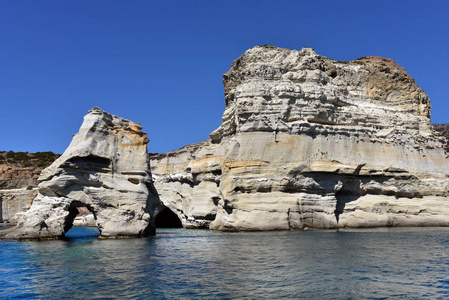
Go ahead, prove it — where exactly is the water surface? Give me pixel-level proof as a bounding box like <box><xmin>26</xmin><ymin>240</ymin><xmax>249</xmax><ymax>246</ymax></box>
<box><xmin>1</xmin><ymin>227</ymin><xmax>448</xmax><ymax>299</ymax></box>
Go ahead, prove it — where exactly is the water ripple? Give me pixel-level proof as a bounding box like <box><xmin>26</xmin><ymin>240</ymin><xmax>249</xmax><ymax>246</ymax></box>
<box><xmin>1</xmin><ymin>227</ymin><xmax>448</xmax><ymax>298</ymax></box>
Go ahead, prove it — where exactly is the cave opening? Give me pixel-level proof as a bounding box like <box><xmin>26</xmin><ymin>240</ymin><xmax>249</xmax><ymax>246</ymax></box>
<box><xmin>335</xmin><ymin>190</ymin><xmax>361</xmax><ymax>223</ymax></box>
<box><xmin>155</xmin><ymin>207</ymin><xmax>183</xmax><ymax>228</ymax></box>
<box><xmin>64</xmin><ymin>202</ymin><xmax>100</xmax><ymax>239</ymax></box>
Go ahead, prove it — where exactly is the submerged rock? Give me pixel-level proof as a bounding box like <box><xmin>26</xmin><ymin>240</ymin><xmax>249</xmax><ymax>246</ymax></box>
<box><xmin>150</xmin><ymin>45</ymin><xmax>449</xmax><ymax>230</ymax></box>
<box><xmin>0</xmin><ymin>107</ymin><xmax>160</xmax><ymax>240</ymax></box>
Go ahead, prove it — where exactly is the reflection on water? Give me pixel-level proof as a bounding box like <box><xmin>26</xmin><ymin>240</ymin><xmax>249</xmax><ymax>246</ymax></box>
<box><xmin>1</xmin><ymin>227</ymin><xmax>448</xmax><ymax>299</ymax></box>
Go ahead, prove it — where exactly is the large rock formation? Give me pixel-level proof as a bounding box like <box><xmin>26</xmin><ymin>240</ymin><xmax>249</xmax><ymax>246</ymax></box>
<box><xmin>0</xmin><ymin>107</ymin><xmax>160</xmax><ymax>240</ymax></box>
<box><xmin>150</xmin><ymin>45</ymin><xmax>449</xmax><ymax>230</ymax></box>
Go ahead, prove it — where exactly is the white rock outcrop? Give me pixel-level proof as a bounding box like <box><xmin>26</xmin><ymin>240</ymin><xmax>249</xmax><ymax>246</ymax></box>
<box><xmin>0</xmin><ymin>107</ymin><xmax>160</xmax><ymax>240</ymax></box>
<box><xmin>150</xmin><ymin>45</ymin><xmax>449</xmax><ymax>230</ymax></box>
<box><xmin>0</xmin><ymin>187</ymin><xmax>37</xmax><ymax>224</ymax></box>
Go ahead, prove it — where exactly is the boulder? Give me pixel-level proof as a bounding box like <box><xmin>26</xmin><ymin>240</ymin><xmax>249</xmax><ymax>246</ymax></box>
<box><xmin>0</xmin><ymin>107</ymin><xmax>160</xmax><ymax>240</ymax></box>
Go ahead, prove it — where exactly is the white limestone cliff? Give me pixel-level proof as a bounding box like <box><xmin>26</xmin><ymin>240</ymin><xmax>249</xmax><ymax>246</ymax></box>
<box><xmin>150</xmin><ymin>45</ymin><xmax>449</xmax><ymax>230</ymax></box>
<box><xmin>0</xmin><ymin>107</ymin><xmax>160</xmax><ymax>240</ymax></box>
<box><xmin>2</xmin><ymin>45</ymin><xmax>448</xmax><ymax>236</ymax></box>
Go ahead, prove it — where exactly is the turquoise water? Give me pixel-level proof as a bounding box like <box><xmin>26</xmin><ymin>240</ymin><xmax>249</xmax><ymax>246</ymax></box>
<box><xmin>1</xmin><ymin>227</ymin><xmax>448</xmax><ymax>299</ymax></box>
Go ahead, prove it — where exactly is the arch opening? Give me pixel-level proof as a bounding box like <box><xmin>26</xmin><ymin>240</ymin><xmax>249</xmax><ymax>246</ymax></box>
<box><xmin>155</xmin><ymin>207</ymin><xmax>183</xmax><ymax>228</ymax></box>
<box><xmin>64</xmin><ymin>201</ymin><xmax>100</xmax><ymax>238</ymax></box>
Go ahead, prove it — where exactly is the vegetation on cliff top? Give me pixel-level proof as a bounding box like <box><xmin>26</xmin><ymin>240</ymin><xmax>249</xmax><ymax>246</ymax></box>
<box><xmin>0</xmin><ymin>151</ymin><xmax>60</xmax><ymax>169</ymax></box>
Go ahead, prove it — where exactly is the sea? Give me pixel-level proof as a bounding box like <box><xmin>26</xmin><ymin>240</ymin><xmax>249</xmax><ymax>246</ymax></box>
<box><xmin>0</xmin><ymin>226</ymin><xmax>448</xmax><ymax>299</ymax></box>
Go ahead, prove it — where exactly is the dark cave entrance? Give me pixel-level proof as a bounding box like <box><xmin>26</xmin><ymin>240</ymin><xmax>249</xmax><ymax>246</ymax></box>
<box><xmin>64</xmin><ymin>201</ymin><xmax>100</xmax><ymax>238</ymax></box>
<box><xmin>334</xmin><ymin>190</ymin><xmax>361</xmax><ymax>223</ymax></box>
<box><xmin>155</xmin><ymin>207</ymin><xmax>183</xmax><ymax>228</ymax></box>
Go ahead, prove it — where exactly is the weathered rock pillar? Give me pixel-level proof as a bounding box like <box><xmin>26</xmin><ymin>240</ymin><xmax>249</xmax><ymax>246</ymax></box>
<box><xmin>0</xmin><ymin>107</ymin><xmax>160</xmax><ymax>240</ymax></box>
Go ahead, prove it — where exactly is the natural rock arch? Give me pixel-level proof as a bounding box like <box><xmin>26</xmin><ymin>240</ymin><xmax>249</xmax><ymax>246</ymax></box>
<box><xmin>64</xmin><ymin>201</ymin><xmax>97</xmax><ymax>233</ymax></box>
<box><xmin>0</xmin><ymin>107</ymin><xmax>161</xmax><ymax>241</ymax></box>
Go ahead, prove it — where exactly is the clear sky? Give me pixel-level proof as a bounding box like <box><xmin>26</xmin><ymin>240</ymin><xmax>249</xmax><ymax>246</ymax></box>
<box><xmin>1</xmin><ymin>0</ymin><xmax>448</xmax><ymax>154</ymax></box>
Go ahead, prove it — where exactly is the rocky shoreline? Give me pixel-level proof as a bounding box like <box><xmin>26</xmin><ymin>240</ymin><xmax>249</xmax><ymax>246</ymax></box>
<box><xmin>1</xmin><ymin>45</ymin><xmax>449</xmax><ymax>239</ymax></box>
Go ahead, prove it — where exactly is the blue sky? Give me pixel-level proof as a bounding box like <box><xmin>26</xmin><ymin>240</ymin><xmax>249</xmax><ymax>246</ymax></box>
<box><xmin>1</xmin><ymin>0</ymin><xmax>448</xmax><ymax>154</ymax></box>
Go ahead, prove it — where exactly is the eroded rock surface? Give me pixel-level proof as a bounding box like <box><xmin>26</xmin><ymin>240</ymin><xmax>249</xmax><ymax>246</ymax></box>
<box><xmin>0</xmin><ymin>188</ymin><xmax>37</xmax><ymax>224</ymax></box>
<box><xmin>151</xmin><ymin>45</ymin><xmax>449</xmax><ymax>230</ymax></box>
<box><xmin>0</xmin><ymin>107</ymin><xmax>160</xmax><ymax>240</ymax></box>
<box><xmin>0</xmin><ymin>152</ymin><xmax>59</xmax><ymax>223</ymax></box>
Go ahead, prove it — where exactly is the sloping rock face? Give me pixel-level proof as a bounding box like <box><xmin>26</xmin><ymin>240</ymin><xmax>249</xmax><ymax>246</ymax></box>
<box><xmin>0</xmin><ymin>151</ymin><xmax>60</xmax><ymax>189</ymax></box>
<box><xmin>0</xmin><ymin>165</ymin><xmax>40</xmax><ymax>189</ymax></box>
<box><xmin>151</xmin><ymin>45</ymin><xmax>449</xmax><ymax>230</ymax></box>
<box><xmin>0</xmin><ymin>152</ymin><xmax>60</xmax><ymax>223</ymax></box>
<box><xmin>0</xmin><ymin>107</ymin><xmax>160</xmax><ymax>240</ymax></box>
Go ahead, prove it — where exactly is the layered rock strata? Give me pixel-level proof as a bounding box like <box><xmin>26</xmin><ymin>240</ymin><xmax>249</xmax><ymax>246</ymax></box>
<box><xmin>0</xmin><ymin>151</ymin><xmax>60</xmax><ymax>189</ymax></box>
<box><xmin>0</xmin><ymin>164</ymin><xmax>41</xmax><ymax>189</ymax></box>
<box><xmin>150</xmin><ymin>45</ymin><xmax>449</xmax><ymax>230</ymax></box>
<box><xmin>0</xmin><ymin>107</ymin><xmax>160</xmax><ymax>240</ymax></box>
<box><xmin>0</xmin><ymin>152</ymin><xmax>59</xmax><ymax>223</ymax></box>
<box><xmin>0</xmin><ymin>188</ymin><xmax>37</xmax><ymax>224</ymax></box>
<box><xmin>433</xmin><ymin>124</ymin><xmax>449</xmax><ymax>152</ymax></box>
